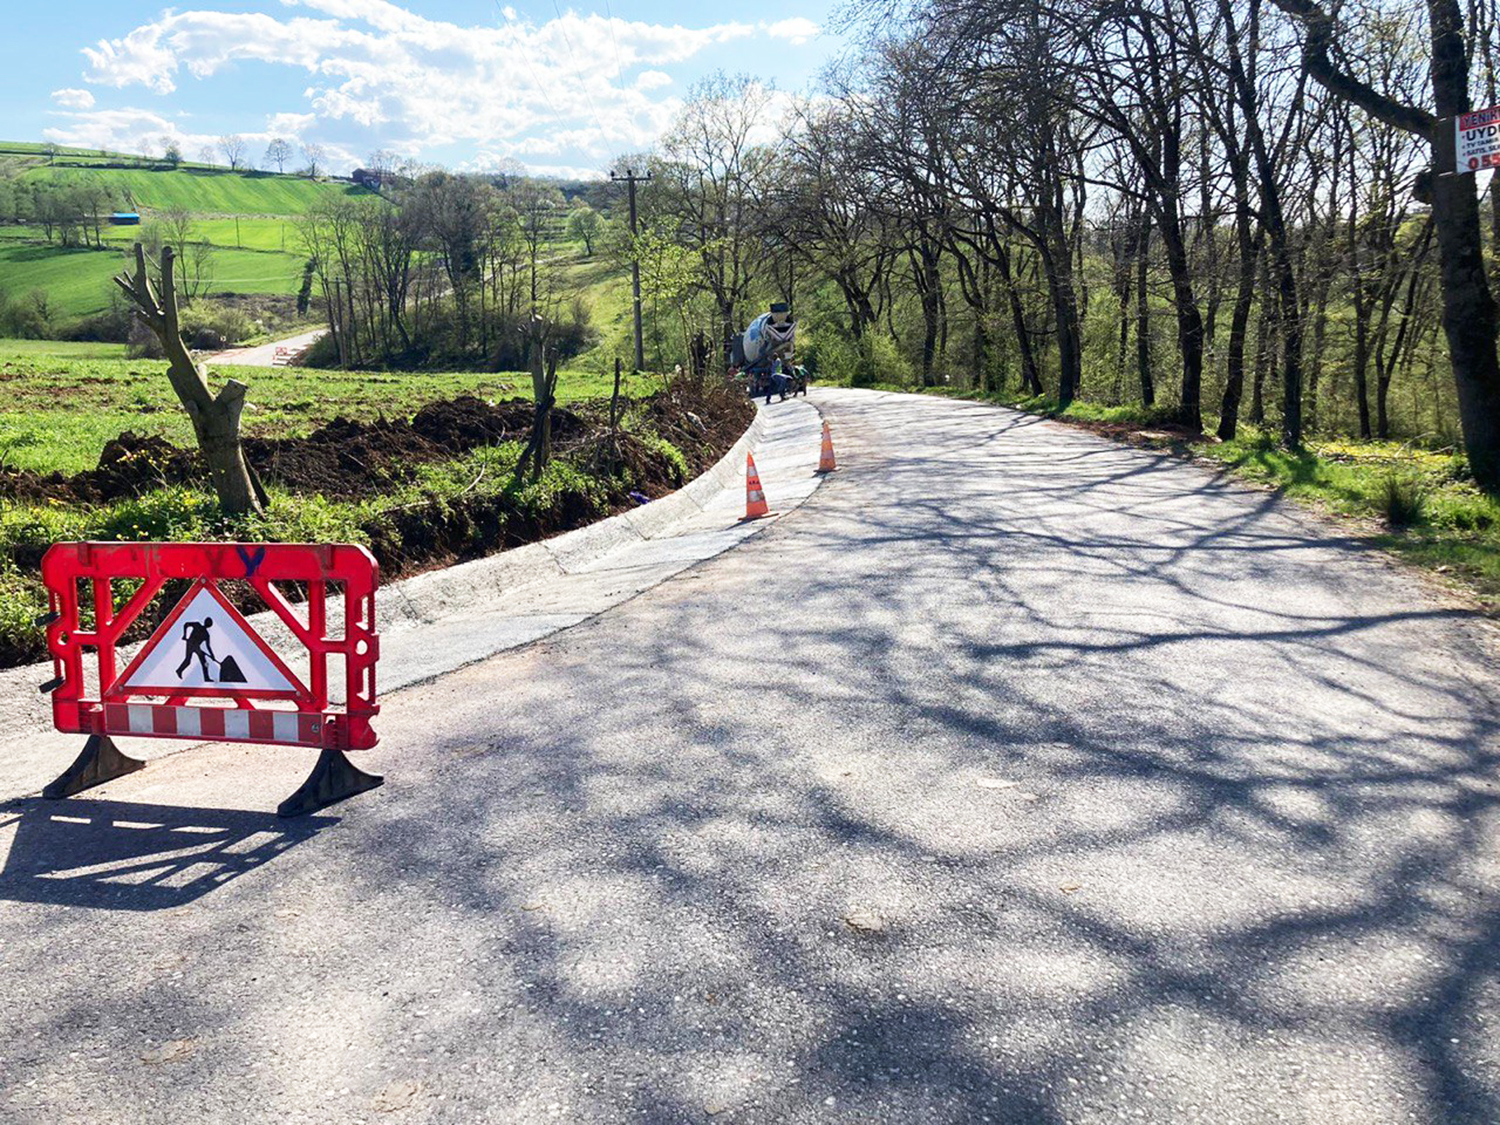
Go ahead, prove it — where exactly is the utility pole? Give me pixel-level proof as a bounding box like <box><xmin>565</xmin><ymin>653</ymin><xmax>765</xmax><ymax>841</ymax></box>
<box><xmin>611</xmin><ymin>167</ymin><xmax>651</xmax><ymax>372</ymax></box>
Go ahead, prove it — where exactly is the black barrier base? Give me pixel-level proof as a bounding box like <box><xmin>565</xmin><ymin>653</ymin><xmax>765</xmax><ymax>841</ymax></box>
<box><xmin>277</xmin><ymin>749</ymin><xmax>383</xmax><ymax>818</ymax></box>
<box><xmin>43</xmin><ymin>735</ymin><xmax>146</xmax><ymax>799</ymax></box>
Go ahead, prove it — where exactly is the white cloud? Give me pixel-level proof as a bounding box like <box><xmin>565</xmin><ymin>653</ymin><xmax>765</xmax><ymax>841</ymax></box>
<box><xmin>65</xmin><ymin>2</ymin><xmax>821</xmax><ymax>174</ymax></box>
<box><xmin>523</xmin><ymin>162</ymin><xmax>609</xmax><ymax>181</ymax></box>
<box><xmin>266</xmin><ymin>111</ymin><xmax>317</xmax><ymax>137</ymax></box>
<box><xmin>43</xmin><ymin>107</ymin><xmax>213</xmax><ymax>156</ymax></box>
<box><xmin>51</xmin><ymin>88</ymin><xmax>96</xmax><ymax>109</ymax></box>
<box><xmin>766</xmin><ymin>18</ymin><xmax>820</xmax><ymax>46</ymax></box>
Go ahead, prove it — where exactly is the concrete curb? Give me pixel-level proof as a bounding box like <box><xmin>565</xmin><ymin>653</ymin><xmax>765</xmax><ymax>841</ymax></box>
<box><xmin>377</xmin><ymin>408</ymin><xmax>768</xmax><ymax>630</ymax></box>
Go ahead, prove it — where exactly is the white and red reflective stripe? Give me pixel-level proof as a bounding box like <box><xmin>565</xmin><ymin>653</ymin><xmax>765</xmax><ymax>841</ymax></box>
<box><xmin>101</xmin><ymin>703</ymin><xmax>324</xmax><ymax>746</ymax></box>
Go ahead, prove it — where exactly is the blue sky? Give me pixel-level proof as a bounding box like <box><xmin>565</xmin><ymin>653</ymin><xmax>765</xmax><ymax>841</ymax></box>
<box><xmin>4</xmin><ymin>0</ymin><xmax>846</xmax><ymax>177</ymax></box>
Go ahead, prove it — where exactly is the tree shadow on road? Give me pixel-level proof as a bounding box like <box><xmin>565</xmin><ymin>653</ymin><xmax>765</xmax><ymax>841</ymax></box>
<box><xmin>3</xmin><ymin>391</ymin><xmax>1498</xmax><ymax>1122</ymax></box>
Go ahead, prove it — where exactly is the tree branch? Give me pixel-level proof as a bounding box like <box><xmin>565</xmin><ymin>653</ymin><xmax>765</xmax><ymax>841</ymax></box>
<box><xmin>1271</xmin><ymin>0</ymin><xmax>1436</xmax><ymax>137</ymax></box>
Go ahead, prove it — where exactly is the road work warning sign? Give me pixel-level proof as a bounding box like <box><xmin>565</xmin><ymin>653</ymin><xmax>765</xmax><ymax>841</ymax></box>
<box><xmin>114</xmin><ymin>581</ymin><xmax>302</xmax><ymax>697</ymax></box>
<box><xmin>39</xmin><ymin>541</ymin><xmax>383</xmax><ymax>815</ymax></box>
<box><xmin>1457</xmin><ymin>106</ymin><xmax>1500</xmax><ymax>172</ymax></box>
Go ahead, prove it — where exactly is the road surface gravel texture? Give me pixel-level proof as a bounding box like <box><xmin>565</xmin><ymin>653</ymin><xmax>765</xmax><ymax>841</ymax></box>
<box><xmin>2</xmin><ymin>387</ymin><xmax>1498</xmax><ymax>1124</ymax></box>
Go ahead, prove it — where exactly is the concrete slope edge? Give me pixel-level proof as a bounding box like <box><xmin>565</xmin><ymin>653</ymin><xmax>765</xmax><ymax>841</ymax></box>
<box><xmin>0</xmin><ymin>399</ymin><xmax>803</xmax><ymax>750</ymax></box>
<box><xmin>381</xmin><ymin>405</ymin><xmax>769</xmax><ymax>631</ymax></box>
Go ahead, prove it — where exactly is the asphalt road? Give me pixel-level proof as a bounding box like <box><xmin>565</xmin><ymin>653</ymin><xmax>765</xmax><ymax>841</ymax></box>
<box><xmin>204</xmin><ymin>326</ymin><xmax>325</xmax><ymax>367</ymax></box>
<box><xmin>2</xmin><ymin>388</ymin><xmax>1498</xmax><ymax>1124</ymax></box>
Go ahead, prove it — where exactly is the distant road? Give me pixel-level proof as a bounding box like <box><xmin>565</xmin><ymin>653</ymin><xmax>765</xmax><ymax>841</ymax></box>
<box><xmin>204</xmin><ymin>326</ymin><xmax>324</xmax><ymax>367</ymax></box>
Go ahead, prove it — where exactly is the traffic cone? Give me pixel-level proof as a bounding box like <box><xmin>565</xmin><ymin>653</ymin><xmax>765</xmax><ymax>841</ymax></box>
<box><xmin>817</xmin><ymin>421</ymin><xmax>837</xmax><ymax>473</ymax></box>
<box><xmin>742</xmin><ymin>452</ymin><xmax>770</xmax><ymax>520</ymax></box>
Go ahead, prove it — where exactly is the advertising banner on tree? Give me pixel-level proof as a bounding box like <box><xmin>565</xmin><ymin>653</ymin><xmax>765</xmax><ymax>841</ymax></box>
<box><xmin>1456</xmin><ymin>106</ymin><xmax>1500</xmax><ymax>173</ymax></box>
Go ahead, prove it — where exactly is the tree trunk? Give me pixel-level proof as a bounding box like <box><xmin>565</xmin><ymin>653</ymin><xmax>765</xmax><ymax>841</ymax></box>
<box><xmin>1219</xmin><ymin>221</ymin><xmax>1261</xmax><ymax>442</ymax></box>
<box><xmin>1136</xmin><ymin>214</ymin><xmax>1155</xmax><ymax>407</ymax></box>
<box><xmin>114</xmin><ymin>244</ymin><xmax>263</xmax><ymax>515</ymax></box>
<box><xmin>1351</xmin><ymin>291</ymin><xmax>1373</xmax><ymax>438</ymax></box>
<box><xmin>997</xmin><ymin>243</ymin><xmax>1043</xmax><ymax>395</ymax></box>
<box><xmin>1429</xmin><ymin>166</ymin><xmax>1500</xmax><ymax>487</ymax></box>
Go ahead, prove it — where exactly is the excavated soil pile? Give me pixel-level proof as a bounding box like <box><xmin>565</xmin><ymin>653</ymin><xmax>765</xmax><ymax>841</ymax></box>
<box><xmin>0</xmin><ymin>395</ymin><xmax>603</xmax><ymax>505</ymax></box>
<box><xmin>0</xmin><ymin>383</ymin><xmax>754</xmax><ymax>665</ymax></box>
<box><xmin>0</xmin><ymin>387</ymin><xmax>750</xmax><ymax>669</ymax></box>
<box><xmin>0</xmin><ymin>432</ymin><xmax>199</xmax><ymax>505</ymax></box>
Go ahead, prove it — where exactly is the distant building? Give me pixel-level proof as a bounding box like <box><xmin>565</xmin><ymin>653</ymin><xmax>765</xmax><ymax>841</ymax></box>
<box><xmin>109</xmin><ymin>212</ymin><xmax>141</xmax><ymax>226</ymax></box>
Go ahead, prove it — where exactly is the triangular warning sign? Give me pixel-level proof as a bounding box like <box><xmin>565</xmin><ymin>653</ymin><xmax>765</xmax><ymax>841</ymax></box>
<box><xmin>108</xmin><ymin>581</ymin><xmax>306</xmax><ymax>700</ymax></box>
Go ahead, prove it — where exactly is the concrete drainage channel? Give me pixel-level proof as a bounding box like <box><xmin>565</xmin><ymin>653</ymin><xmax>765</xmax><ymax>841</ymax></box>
<box><xmin>0</xmin><ymin>397</ymin><xmax>828</xmax><ymax>802</ymax></box>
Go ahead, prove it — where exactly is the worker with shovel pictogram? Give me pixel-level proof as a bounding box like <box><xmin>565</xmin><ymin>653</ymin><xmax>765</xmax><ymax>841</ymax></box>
<box><xmin>174</xmin><ymin>616</ymin><xmax>247</xmax><ymax>684</ymax></box>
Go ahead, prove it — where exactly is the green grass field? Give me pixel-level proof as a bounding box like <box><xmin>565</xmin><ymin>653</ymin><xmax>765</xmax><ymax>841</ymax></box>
<box><xmin>0</xmin><ymin>338</ymin><xmax>125</xmax><ymax>358</ymax></box>
<box><xmin>0</xmin><ymin>217</ymin><xmax>303</xmax><ymax>253</ymax></box>
<box><xmin>0</xmin><ymin>243</ymin><xmax>306</xmax><ymax>319</ymax></box>
<box><xmin>20</xmin><ymin>165</ymin><xmax>369</xmax><ymax>215</ymax></box>
<box><xmin>0</xmin><ymin>344</ymin><xmax>660</xmax><ymax>474</ymax></box>
<box><xmin>0</xmin><ymin>151</ymin><xmax>364</xmax><ymax>325</ymax></box>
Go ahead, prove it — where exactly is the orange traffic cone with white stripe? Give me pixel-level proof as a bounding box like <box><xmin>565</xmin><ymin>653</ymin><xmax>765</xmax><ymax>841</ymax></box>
<box><xmin>817</xmin><ymin>421</ymin><xmax>837</xmax><ymax>473</ymax></box>
<box><xmin>741</xmin><ymin>452</ymin><xmax>770</xmax><ymax>520</ymax></box>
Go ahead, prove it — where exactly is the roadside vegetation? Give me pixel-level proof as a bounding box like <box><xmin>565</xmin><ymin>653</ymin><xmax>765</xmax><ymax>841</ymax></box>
<box><xmin>0</xmin><ymin>338</ymin><xmax>749</xmax><ymax>667</ymax></box>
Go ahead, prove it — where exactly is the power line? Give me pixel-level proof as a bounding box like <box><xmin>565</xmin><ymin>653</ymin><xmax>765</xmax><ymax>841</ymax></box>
<box><xmin>495</xmin><ymin>0</ymin><xmax>563</xmax><ymax>125</ymax></box>
<box><xmin>602</xmin><ymin>0</ymin><xmax>628</xmax><ymax>97</ymax></box>
<box><xmin>550</xmin><ymin>0</ymin><xmax>612</xmax><ymax>150</ymax></box>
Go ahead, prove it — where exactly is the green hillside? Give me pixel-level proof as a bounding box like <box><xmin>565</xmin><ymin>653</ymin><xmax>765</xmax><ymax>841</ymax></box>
<box><xmin>0</xmin><ymin>143</ymin><xmax>371</xmax><ymax>333</ymax></box>
<box><xmin>21</xmin><ymin>166</ymin><xmax>369</xmax><ymax>215</ymax></box>
<box><xmin>0</xmin><ymin>244</ymin><xmax>303</xmax><ymax>320</ymax></box>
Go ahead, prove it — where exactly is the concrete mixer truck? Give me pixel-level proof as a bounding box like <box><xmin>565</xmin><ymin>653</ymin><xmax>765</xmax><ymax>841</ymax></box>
<box><xmin>730</xmin><ymin>302</ymin><xmax>806</xmax><ymax>402</ymax></box>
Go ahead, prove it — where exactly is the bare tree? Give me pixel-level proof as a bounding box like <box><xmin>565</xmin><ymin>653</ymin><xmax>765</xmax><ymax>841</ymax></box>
<box><xmin>302</xmin><ymin>142</ymin><xmax>326</xmax><ymax>178</ymax></box>
<box><xmin>264</xmin><ymin>137</ymin><xmax>293</xmax><ymax>174</ymax></box>
<box><xmin>113</xmin><ymin>244</ymin><xmax>264</xmax><ymax>515</ymax></box>
<box><xmin>218</xmin><ymin>134</ymin><xmax>247</xmax><ymax>171</ymax></box>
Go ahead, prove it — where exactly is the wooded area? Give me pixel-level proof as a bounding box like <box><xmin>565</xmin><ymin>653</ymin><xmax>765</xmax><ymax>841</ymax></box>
<box><xmin>605</xmin><ymin>0</ymin><xmax>1499</xmax><ymax>490</ymax></box>
<box><xmin>285</xmin><ymin>0</ymin><xmax>1500</xmax><ymax>489</ymax></box>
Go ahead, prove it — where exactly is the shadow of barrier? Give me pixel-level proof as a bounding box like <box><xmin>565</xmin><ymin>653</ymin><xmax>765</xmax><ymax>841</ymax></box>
<box><xmin>0</xmin><ymin>797</ymin><xmax>335</xmax><ymax>910</ymax></box>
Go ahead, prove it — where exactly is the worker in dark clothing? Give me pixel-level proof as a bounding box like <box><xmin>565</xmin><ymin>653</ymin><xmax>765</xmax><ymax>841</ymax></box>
<box><xmin>176</xmin><ymin>616</ymin><xmax>217</xmax><ymax>681</ymax></box>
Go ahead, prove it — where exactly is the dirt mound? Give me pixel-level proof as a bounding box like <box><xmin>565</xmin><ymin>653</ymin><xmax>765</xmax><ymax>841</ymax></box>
<box><xmin>95</xmin><ymin>432</ymin><xmax>200</xmax><ymax>493</ymax></box>
<box><xmin>0</xmin><ymin>396</ymin><xmax>608</xmax><ymax>506</ymax></box>
<box><xmin>645</xmin><ymin>378</ymin><xmax>757</xmax><ymax>472</ymax></box>
<box><xmin>411</xmin><ymin>396</ymin><xmax>530</xmax><ymax>450</ymax></box>
<box><xmin>411</xmin><ymin>395</ymin><xmax>589</xmax><ymax>453</ymax></box>
<box><xmin>245</xmin><ymin>418</ymin><xmax>442</xmax><ymax>500</ymax></box>
<box><xmin>0</xmin><ymin>379</ymin><xmax>756</xmax><ymax>669</ymax></box>
<box><xmin>0</xmin><ymin>382</ymin><xmax>750</xmax><ymax>516</ymax></box>
<box><xmin>0</xmin><ymin>431</ymin><xmax>202</xmax><ymax>504</ymax></box>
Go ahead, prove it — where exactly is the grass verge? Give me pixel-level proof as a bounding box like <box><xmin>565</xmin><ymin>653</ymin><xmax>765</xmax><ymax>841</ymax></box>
<box><xmin>0</xmin><ymin>350</ymin><xmax>663</xmax><ymax>474</ymax></box>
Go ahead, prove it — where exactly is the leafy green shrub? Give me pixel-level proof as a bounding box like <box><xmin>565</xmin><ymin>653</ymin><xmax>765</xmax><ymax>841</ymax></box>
<box><xmin>807</xmin><ymin>332</ymin><xmax>915</xmax><ymax>388</ymax></box>
<box><xmin>638</xmin><ymin>434</ymin><xmax>689</xmax><ymax>483</ymax></box>
<box><xmin>0</xmin><ymin>289</ymin><xmax>56</xmax><ymax>339</ymax></box>
<box><xmin>179</xmin><ymin>303</ymin><xmax>253</xmax><ymax>350</ymax></box>
<box><xmin>1381</xmin><ymin>473</ymin><xmax>1428</xmax><ymax>528</ymax></box>
<box><xmin>0</xmin><ymin>563</ymin><xmax>47</xmax><ymax>667</ymax></box>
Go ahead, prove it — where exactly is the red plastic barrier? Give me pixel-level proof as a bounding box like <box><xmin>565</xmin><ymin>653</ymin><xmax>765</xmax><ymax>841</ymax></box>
<box><xmin>41</xmin><ymin>542</ymin><xmax>380</xmax><ymax>753</ymax></box>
